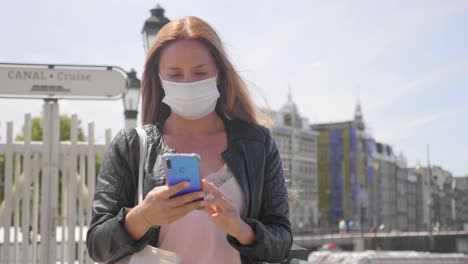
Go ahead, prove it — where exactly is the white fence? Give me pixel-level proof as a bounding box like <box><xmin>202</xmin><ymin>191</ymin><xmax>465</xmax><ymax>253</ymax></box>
<box><xmin>0</xmin><ymin>106</ymin><xmax>112</xmax><ymax>263</ymax></box>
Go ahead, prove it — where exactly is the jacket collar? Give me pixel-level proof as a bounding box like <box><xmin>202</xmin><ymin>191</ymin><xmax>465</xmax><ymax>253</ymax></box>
<box><xmin>152</xmin><ymin>115</ymin><xmax>266</xmax><ymax>144</ymax></box>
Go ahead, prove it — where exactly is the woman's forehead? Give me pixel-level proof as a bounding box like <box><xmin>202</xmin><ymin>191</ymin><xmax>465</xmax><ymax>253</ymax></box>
<box><xmin>160</xmin><ymin>39</ymin><xmax>216</xmax><ymax>69</ymax></box>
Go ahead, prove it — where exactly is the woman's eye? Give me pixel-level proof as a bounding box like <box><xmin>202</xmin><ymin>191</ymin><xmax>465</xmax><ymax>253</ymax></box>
<box><xmin>169</xmin><ymin>74</ymin><xmax>180</xmax><ymax>78</ymax></box>
<box><xmin>195</xmin><ymin>72</ymin><xmax>206</xmax><ymax>76</ymax></box>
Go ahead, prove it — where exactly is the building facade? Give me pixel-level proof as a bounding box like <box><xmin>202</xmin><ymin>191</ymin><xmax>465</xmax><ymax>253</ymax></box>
<box><xmin>396</xmin><ymin>155</ymin><xmax>409</xmax><ymax>231</ymax></box>
<box><xmin>269</xmin><ymin>94</ymin><xmax>319</xmax><ymax>233</ymax></box>
<box><xmin>407</xmin><ymin>165</ymin><xmax>460</xmax><ymax>231</ymax></box>
<box><xmin>454</xmin><ymin>176</ymin><xmax>468</xmax><ymax>230</ymax></box>
<box><xmin>433</xmin><ymin>168</ymin><xmax>456</xmax><ymax>231</ymax></box>
<box><xmin>408</xmin><ymin>166</ymin><xmax>432</xmax><ymax>231</ymax></box>
<box><xmin>407</xmin><ymin>173</ymin><xmax>418</xmax><ymax>231</ymax></box>
<box><xmin>311</xmin><ymin>102</ymin><xmax>378</xmax><ymax>231</ymax></box>
<box><xmin>426</xmin><ymin>166</ymin><xmax>454</xmax><ymax>231</ymax></box>
<box><xmin>373</xmin><ymin>142</ymin><xmax>399</xmax><ymax>231</ymax></box>
<box><xmin>268</xmin><ymin>95</ymin><xmax>464</xmax><ymax>235</ymax></box>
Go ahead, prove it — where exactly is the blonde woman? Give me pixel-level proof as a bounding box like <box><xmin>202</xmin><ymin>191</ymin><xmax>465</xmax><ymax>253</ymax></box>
<box><xmin>86</xmin><ymin>16</ymin><xmax>292</xmax><ymax>264</ymax></box>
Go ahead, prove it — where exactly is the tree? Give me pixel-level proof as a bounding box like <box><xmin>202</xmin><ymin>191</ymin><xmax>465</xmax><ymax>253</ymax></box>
<box><xmin>15</xmin><ymin>115</ymin><xmax>86</xmax><ymax>141</ymax></box>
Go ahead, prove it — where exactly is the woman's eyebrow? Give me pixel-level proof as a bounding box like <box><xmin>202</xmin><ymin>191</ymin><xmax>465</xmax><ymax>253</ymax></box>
<box><xmin>193</xmin><ymin>64</ymin><xmax>208</xmax><ymax>69</ymax></box>
<box><xmin>166</xmin><ymin>64</ymin><xmax>207</xmax><ymax>70</ymax></box>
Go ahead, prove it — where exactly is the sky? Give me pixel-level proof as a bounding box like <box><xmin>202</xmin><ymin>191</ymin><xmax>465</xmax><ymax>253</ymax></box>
<box><xmin>0</xmin><ymin>0</ymin><xmax>467</xmax><ymax>176</ymax></box>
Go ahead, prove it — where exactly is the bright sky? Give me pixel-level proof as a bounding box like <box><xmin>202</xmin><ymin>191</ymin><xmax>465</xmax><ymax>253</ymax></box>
<box><xmin>0</xmin><ymin>0</ymin><xmax>467</xmax><ymax>176</ymax></box>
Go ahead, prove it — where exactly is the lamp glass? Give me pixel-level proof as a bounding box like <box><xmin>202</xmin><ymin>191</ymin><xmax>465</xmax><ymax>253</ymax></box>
<box><xmin>124</xmin><ymin>88</ymin><xmax>140</xmax><ymax>111</ymax></box>
<box><xmin>143</xmin><ymin>28</ymin><xmax>157</xmax><ymax>54</ymax></box>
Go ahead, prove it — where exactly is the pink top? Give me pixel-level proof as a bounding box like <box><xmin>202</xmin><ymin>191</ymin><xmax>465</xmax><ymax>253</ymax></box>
<box><xmin>158</xmin><ymin>164</ymin><xmax>245</xmax><ymax>264</ymax></box>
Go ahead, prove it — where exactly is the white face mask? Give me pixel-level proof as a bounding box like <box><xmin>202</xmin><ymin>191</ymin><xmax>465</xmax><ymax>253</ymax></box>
<box><xmin>160</xmin><ymin>74</ymin><xmax>220</xmax><ymax>120</ymax></box>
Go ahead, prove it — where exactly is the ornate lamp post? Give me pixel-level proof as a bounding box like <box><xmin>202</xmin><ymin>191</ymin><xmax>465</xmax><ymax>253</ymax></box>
<box><xmin>123</xmin><ymin>69</ymin><xmax>141</xmax><ymax>128</ymax></box>
<box><xmin>142</xmin><ymin>4</ymin><xmax>170</xmax><ymax>54</ymax></box>
<box><xmin>122</xmin><ymin>4</ymin><xmax>169</xmax><ymax>128</ymax></box>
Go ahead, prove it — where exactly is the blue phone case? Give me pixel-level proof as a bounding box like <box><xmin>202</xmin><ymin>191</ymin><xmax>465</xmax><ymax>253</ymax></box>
<box><xmin>161</xmin><ymin>153</ymin><xmax>203</xmax><ymax>198</ymax></box>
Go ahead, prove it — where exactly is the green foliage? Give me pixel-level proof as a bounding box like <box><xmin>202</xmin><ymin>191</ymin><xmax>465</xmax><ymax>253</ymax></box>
<box><xmin>95</xmin><ymin>154</ymin><xmax>102</xmax><ymax>178</ymax></box>
<box><xmin>59</xmin><ymin>115</ymin><xmax>86</xmax><ymax>141</ymax></box>
<box><xmin>15</xmin><ymin>115</ymin><xmax>86</xmax><ymax>141</ymax></box>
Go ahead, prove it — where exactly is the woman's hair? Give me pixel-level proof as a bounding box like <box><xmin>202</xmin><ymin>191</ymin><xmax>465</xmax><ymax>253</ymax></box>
<box><xmin>141</xmin><ymin>16</ymin><xmax>298</xmax><ymax>203</ymax></box>
<box><xmin>141</xmin><ymin>16</ymin><xmax>271</xmax><ymax>126</ymax></box>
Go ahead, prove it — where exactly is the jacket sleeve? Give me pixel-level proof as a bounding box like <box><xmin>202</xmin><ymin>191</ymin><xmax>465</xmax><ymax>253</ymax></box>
<box><xmin>227</xmin><ymin>130</ymin><xmax>293</xmax><ymax>262</ymax></box>
<box><xmin>86</xmin><ymin>128</ymin><xmax>155</xmax><ymax>263</ymax></box>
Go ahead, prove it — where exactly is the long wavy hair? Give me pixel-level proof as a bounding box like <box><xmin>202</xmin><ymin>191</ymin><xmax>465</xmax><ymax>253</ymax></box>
<box><xmin>141</xmin><ymin>16</ymin><xmax>271</xmax><ymax>126</ymax></box>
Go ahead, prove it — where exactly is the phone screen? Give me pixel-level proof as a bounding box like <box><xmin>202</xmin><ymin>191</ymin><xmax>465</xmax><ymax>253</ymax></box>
<box><xmin>162</xmin><ymin>153</ymin><xmax>203</xmax><ymax>199</ymax></box>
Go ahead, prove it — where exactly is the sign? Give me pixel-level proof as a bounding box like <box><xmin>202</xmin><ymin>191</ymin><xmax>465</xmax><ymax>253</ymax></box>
<box><xmin>0</xmin><ymin>64</ymin><xmax>128</xmax><ymax>100</ymax></box>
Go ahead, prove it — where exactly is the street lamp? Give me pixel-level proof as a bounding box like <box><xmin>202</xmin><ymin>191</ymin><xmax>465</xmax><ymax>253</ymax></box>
<box><xmin>123</xmin><ymin>69</ymin><xmax>141</xmax><ymax>128</ymax></box>
<box><xmin>121</xmin><ymin>4</ymin><xmax>169</xmax><ymax>128</ymax></box>
<box><xmin>142</xmin><ymin>4</ymin><xmax>170</xmax><ymax>54</ymax></box>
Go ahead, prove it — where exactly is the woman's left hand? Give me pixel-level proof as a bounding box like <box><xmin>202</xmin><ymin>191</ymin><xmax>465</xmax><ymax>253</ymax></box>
<box><xmin>202</xmin><ymin>179</ymin><xmax>256</xmax><ymax>245</ymax></box>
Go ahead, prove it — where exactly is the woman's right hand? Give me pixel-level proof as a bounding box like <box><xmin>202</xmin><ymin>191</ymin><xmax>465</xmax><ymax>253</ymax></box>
<box><xmin>138</xmin><ymin>181</ymin><xmax>206</xmax><ymax>227</ymax></box>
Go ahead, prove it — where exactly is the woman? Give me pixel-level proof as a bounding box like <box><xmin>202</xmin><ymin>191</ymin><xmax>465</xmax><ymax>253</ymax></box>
<box><xmin>86</xmin><ymin>16</ymin><xmax>292</xmax><ymax>264</ymax></box>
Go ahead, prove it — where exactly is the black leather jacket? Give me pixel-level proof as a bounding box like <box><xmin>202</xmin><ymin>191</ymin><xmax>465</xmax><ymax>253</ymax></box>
<box><xmin>86</xmin><ymin>118</ymin><xmax>292</xmax><ymax>263</ymax></box>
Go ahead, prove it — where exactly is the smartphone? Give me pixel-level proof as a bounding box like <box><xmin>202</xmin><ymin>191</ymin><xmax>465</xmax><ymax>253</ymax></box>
<box><xmin>161</xmin><ymin>153</ymin><xmax>203</xmax><ymax>199</ymax></box>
